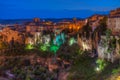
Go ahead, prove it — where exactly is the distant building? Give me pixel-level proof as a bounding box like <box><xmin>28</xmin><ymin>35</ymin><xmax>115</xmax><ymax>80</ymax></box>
<box><xmin>88</xmin><ymin>14</ymin><xmax>106</xmax><ymax>32</ymax></box>
<box><xmin>107</xmin><ymin>8</ymin><xmax>120</xmax><ymax>35</ymax></box>
<box><xmin>56</xmin><ymin>19</ymin><xmax>86</xmax><ymax>32</ymax></box>
<box><xmin>0</xmin><ymin>27</ymin><xmax>25</xmax><ymax>44</ymax></box>
<box><xmin>33</xmin><ymin>18</ymin><xmax>40</xmax><ymax>22</ymax></box>
<box><xmin>88</xmin><ymin>14</ymin><xmax>105</xmax><ymax>22</ymax></box>
<box><xmin>25</xmin><ymin>18</ymin><xmax>54</xmax><ymax>33</ymax></box>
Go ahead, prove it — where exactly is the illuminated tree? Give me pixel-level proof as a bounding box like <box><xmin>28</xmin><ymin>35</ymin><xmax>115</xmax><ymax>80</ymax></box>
<box><xmin>69</xmin><ymin>38</ymin><xmax>76</xmax><ymax>46</ymax></box>
<box><xmin>96</xmin><ymin>59</ymin><xmax>107</xmax><ymax>71</ymax></box>
<box><xmin>50</xmin><ymin>44</ymin><xmax>59</xmax><ymax>54</ymax></box>
<box><xmin>39</xmin><ymin>43</ymin><xmax>50</xmax><ymax>51</ymax></box>
<box><xmin>25</xmin><ymin>44</ymin><xmax>34</xmax><ymax>50</ymax></box>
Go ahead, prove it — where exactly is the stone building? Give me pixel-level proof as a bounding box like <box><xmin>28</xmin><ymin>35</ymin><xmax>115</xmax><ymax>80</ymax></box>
<box><xmin>56</xmin><ymin>19</ymin><xmax>87</xmax><ymax>32</ymax></box>
<box><xmin>89</xmin><ymin>14</ymin><xmax>106</xmax><ymax>32</ymax></box>
<box><xmin>107</xmin><ymin>8</ymin><xmax>120</xmax><ymax>35</ymax></box>
<box><xmin>26</xmin><ymin>22</ymin><xmax>54</xmax><ymax>33</ymax></box>
<box><xmin>88</xmin><ymin>14</ymin><xmax>105</xmax><ymax>22</ymax></box>
<box><xmin>0</xmin><ymin>27</ymin><xmax>25</xmax><ymax>44</ymax></box>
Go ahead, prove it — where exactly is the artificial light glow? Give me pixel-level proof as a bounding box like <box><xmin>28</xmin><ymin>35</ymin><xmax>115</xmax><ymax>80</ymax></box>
<box><xmin>69</xmin><ymin>38</ymin><xmax>76</xmax><ymax>46</ymax></box>
<box><xmin>39</xmin><ymin>43</ymin><xmax>50</xmax><ymax>51</ymax></box>
<box><xmin>40</xmin><ymin>45</ymin><xmax>48</xmax><ymax>51</ymax></box>
<box><xmin>116</xmin><ymin>76</ymin><xmax>120</xmax><ymax>80</ymax></box>
<box><xmin>95</xmin><ymin>67</ymin><xmax>100</xmax><ymax>72</ymax></box>
<box><xmin>53</xmin><ymin>33</ymin><xmax>66</xmax><ymax>46</ymax></box>
<box><xmin>96</xmin><ymin>59</ymin><xmax>107</xmax><ymax>71</ymax></box>
<box><xmin>25</xmin><ymin>44</ymin><xmax>34</xmax><ymax>50</ymax></box>
<box><xmin>50</xmin><ymin>45</ymin><xmax>59</xmax><ymax>54</ymax></box>
<box><xmin>82</xmin><ymin>42</ymin><xmax>90</xmax><ymax>50</ymax></box>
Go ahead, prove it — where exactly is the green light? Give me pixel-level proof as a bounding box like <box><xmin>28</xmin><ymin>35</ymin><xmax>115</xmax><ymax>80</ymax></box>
<box><xmin>40</xmin><ymin>45</ymin><xmax>47</xmax><ymax>51</ymax></box>
<box><xmin>39</xmin><ymin>43</ymin><xmax>50</xmax><ymax>51</ymax></box>
<box><xmin>50</xmin><ymin>45</ymin><xmax>59</xmax><ymax>54</ymax></box>
<box><xmin>96</xmin><ymin>59</ymin><xmax>107</xmax><ymax>71</ymax></box>
<box><xmin>25</xmin><ymin>44</ymin><xmax>34</xmax><ymax>50</ymax></box>
<box><xmin>69</xmin><ymin>38</ymin><xmax>76</xmax><ymax>46</ymax></box>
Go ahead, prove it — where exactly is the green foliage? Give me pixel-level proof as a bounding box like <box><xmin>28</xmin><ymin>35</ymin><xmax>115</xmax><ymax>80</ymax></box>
<box><xmin>102</xmin><ymin>39</ymin><xmax>108</xmax><ymax>48</ymax></box>
<box><xmin>105</xmin><ymin>29</ymin><xmax>112</xmax><ymax>39</ymax></box>
<box><xmin>98</xmin><ymin>16</ymin><xmax>107</xmax><ymax>34</ymax></box>
<box><xmin>96</xmin><ymin>59</ymin><xmax>107</xmax><ymax>71</ymax></box>
<box><xmin>68</xmin><ymin>52</ymin><xmax>120</xmax><ymax>80</ymax></box>
<box><xmin>79</xmin><ymin>22</ymin><xmax>92</xmax><ymax>38</ymax></box>
<box><xmin>25</xmin><ymin>44</ymin><xmax>34</xmax><ymax>50</ymax></box>
<box><xmin>38</xmin><ymin>43</ymin><xmax>50</xmax><ymax>51</ymax></box>
<box><xmin>112</xmin><ymin>68</ymin><xmax>120</xmax><ymax>74</ymax></box>
<box><xmin>99</xmin><ymin>16</ymin><xmax>108</xmax><ymax>27</ymax></box>
<box><xmin>107</xmin><ymin>36</ymin><xmax>116</xmax><ymax>54</ymax></box>
<box><xmin>69</xmin><ymin>38</ymin><xmax>76</xmax><ymax>46</ymax></box>
<box><xmin>68</xmin><ymin>52</ymin><xmax>96</xmax><ymax>80</ymax></box>
<box><xmin>78</xmin><ymin>49</ymin><xmax>84</xmax><ymax>55</ymax></box>
<box><xmin>58</xmin><ymin>44</ymin><xmax>82</xmax><ymax>62</ymax></box>
<box><xmin>9</xmin><ymin>63</ymin><xmax>55</xmax><ymax>80</ymax></box>
<box><xmin>49</xmin><ymin>44</ymin><xmax>59</xmax><ymax>54</ymax></box>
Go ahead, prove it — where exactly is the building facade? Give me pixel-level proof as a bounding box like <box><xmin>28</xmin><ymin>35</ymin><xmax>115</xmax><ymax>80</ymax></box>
<box><xmin>107</xmin><ymin>8</ymin><xmax>120</xmax><ymax>35</ymax></box>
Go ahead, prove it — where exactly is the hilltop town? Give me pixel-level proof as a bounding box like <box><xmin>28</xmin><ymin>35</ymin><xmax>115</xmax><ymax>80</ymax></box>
<box><xmin>0</xmin><ymin>8</ymin><xmax>120</xmax><ymax>80</ymax></box>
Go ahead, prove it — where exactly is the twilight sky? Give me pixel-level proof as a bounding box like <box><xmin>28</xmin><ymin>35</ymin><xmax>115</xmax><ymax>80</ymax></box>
<box><xmin>0</xmin><ymin>0</ymin><xmax>120</xmax><ymax>19</ymax></box>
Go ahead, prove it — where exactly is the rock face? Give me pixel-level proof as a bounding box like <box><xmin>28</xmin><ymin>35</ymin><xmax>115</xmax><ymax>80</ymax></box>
<box><xmin>97</xmin><ymin>36</ymin><xmax>120</xmax><ymax>62</ymax></box>
<box><xmin>77</xmin><ymin>33</ymin><xmax>92</xmax><ymax>51</ymax></box>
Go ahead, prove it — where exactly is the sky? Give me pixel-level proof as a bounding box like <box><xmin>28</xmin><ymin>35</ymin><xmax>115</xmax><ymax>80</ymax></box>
<box><xmin>0</xmin><ymin>0</ymin><xmax>120</xmax><ymax>19</ymax></box>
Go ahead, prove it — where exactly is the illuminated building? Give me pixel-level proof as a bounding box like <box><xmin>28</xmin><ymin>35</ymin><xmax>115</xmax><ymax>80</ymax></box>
<box><xmin>33</xmin><ymin>18</ymin><xmax>40</xmax><ymax>22</ymax></box>
<box><xmin>0</xmin><ymin>27</ymin><xmax>25</xmax><ymax>44</ymax></box>
<box><xmin>55</xmin><ymin>19</ymin><xmax>86</xmax><ymax>33</ymax></box>
<box><xmin>88</xmin><ymin>14</ymin><xmax>105</xmax><ymax>22</ymax></box>
<box><xmin>25</xmin><ymin>18</ymin><xmax>55</xmax><ymax>33</ymax></box>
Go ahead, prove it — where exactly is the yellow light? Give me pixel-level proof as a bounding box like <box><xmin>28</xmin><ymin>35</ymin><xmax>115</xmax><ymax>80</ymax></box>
<box><xmin>116</xmin><ymin>76</ymin><xmax>120</xmax><ymax>80</ymax></box>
